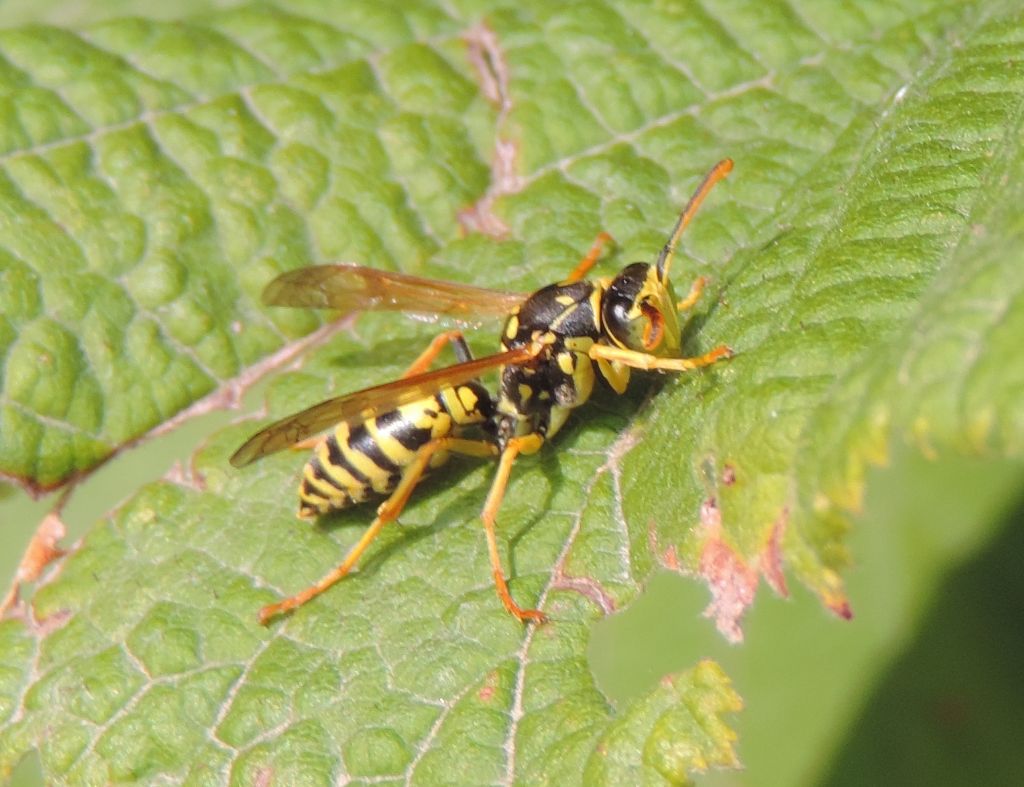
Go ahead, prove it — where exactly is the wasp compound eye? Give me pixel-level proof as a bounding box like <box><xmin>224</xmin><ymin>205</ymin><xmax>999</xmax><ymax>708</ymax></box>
<box><xmin>602</xmin><ymin>262</ymin><xmax>660</xmax><ymax>351</ymax></box>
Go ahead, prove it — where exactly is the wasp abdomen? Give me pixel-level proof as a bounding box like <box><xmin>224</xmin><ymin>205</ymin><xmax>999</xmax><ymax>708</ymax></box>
<box><xmin>296</xmin><ymin>384</ymin><xmax>490</xmax><ymax>519</ymax></box>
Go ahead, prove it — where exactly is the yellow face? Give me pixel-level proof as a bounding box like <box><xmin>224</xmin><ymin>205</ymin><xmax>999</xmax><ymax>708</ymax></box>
<box><xmin>640</xmin><ymin>265</ymin><xmax>681</xmax><ymax>356</ymax></box>
<box><xmin>602</xmin><ymin>262</ymin><xmax>681</xmax><ymax>357</ymax></box>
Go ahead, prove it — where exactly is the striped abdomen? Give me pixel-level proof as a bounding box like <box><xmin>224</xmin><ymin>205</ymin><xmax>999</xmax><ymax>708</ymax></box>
<box><xmin>297</xmin><ymin>382</ymin><xmax>492</xmax><ymax>519</ymax></box>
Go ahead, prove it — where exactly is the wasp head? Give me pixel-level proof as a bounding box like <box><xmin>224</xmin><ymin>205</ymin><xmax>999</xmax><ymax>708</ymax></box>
<box><xmin>601</xmin><ymin>262</ymin><xmax>681</xmax><ymax>356</ymax></box>
<box><xmin>601</xmin><ymin>159</ymin><xmax>733</xmax><ymax>358</ymax></box>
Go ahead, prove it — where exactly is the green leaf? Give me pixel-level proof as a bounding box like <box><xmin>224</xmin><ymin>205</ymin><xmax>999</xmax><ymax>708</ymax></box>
<box><xmin>2</xmin><ymin>0</ymin><xmax>1023</xmax><ymax>783</ymax></box>
<box><xmin>591</xmin><ymin>450</ymin><xmax>1024</xmax><ymax>786</ymax></box>
<box><xmin>0</xmin><ymin>5</ymin><xmax>491</xmax><ymax>491</ymax></box>
<box><xmin>587</xmin><ymin>661</ymin><xmax>741</xmax><ymax>785</ymax></box>
<box><xmin>0</xmin><ymin>1</ymin><xmax>242</xmax><ymax>28</ymax></box>
<box><xmin>615</xmin><ymin>0</ymin><xmax>1024</xmax><ymax>635</ymax></box>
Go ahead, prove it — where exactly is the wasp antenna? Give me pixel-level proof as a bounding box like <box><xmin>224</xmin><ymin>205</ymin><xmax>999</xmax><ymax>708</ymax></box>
<box><xmin>656</xmin><ymin>159</ymin><xmax>733</xmax><ymax>281</ymax></box>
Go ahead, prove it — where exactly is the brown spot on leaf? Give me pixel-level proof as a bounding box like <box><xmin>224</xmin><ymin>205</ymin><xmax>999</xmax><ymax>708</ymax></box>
<box><xmin>660</xmin><ymin>459</ymin><xmax>854</xmax><ymax>634</ymax></box>
<box><xmin>759</xmin><ymin>509</ymin><xmax>789</xmax><ymax>598</ymax></box>
<box><xmin>464</xmin><ymin>23</ymin><xmax>508</xmax><ymax>107</ymax></box>
<box><xmin>164</xmin><ymin>460</ymin><xmax>206</xmax><ymax>492</ymax></box>
<box><xmin>253</xmin><ymin>766</ymin><xmax>273</xmax><ymax>787</ymax></box>
<box><xmin>696</xmin><ymin>498</ymin><xmax>796</xmax><ymax>641</ymax></box>
<box><xmin>698</xmin><ymin>498</ymin><xmax>758</xmax><ymax>644</ymax></box>
<box><xmin>647</xmin><ymin>519</ymin><xmax>681</xmax><ymax>572</ymax></box>
<box><xmin>819</xmin><ymin>567</ymin><xmax>854</xmax><ymax>619</ymax></box>
<box><xmin>551</xmin><ymin>573</ymin><xmax>616</xmax><ymax>614</ymax></box>
<box><xmin>827</xmin><ymin>596</ymin><xmax>854</xmax><ymax>619</ymax></box>
<box><xmin>478</xmin><ymin>671</ymin><xmax>499</xmax><ymax>702</ymax></box>
<box><xmin>647</xmin><ymin>518</ymin><xmax>660</xmax><ymax>555</ymax></box>
<box><xmin>459</xmin><ymin>24</ymin><xmax>522</xmax><ymax>237</ymax></box>
<box><xmin>1</xmin><ymin>512</ymin><xmax>67</xmax><ymax>617</ymax></box>
<box><xmin>31</xmin><ymin>608</ymin><xmax>71</xmax><ymax>636</ymax></box>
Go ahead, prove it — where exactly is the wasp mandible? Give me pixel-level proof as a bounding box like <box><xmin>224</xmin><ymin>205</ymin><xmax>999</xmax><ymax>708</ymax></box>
<box><xmin>232</xmin><ymin>159</ymin><xmax>735</xmax><ymax>624</ymax></box>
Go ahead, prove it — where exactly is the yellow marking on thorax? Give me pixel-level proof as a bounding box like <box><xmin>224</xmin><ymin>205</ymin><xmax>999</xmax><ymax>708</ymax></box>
<box><xmin>589</xmin><ymin>286</ymin><xmax>604</xmax><ymax>324</ymax></box>
<box><xmin>455</xmin><ymin>385</ymin><xmax>479</xmax><ymax>415</ymax></box>
<box><xmin>573</xmin><ymin>360</ymin><xmax>595</xmax><ymax>404</ymax></box>
<box><xmin>387</xmin><ymin>399</ymin><xmax>450</xmax><ymax>439</ymax></box>
<box><xmin>497</xmin><ymin>396</ymin><xmax>521</xmax><ymax>418</ymax></box>
<box><xmin>439</xmin><ymin>385</ymin><xmax>486</xmax><ymax>428</ymax></box>
<box><xmin>504</xmin><ymin>313</ymin><xmax>520</xmax><ymax>340</ymax></box>
<box><xmin>561</xmin><ymin>340</ymin><xmax>597</xmax><ymax>407</ymax></box>
<box><xmin>549</xmin><ymin>303</ymin><xmax>578</xmax><ymax>332</ymax></box>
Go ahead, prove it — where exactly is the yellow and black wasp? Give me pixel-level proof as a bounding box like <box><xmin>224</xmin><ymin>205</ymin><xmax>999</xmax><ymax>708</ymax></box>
<box><xmin>232</xmin><ymin>159</ymin><xmax>735</xmax><ymax>624</ymax></box>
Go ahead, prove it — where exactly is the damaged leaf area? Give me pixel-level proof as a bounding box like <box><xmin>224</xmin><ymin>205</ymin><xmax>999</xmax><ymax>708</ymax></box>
<box><xmin>619</xmin><ymin>0</ymin><xmax>1024</xmax><ymax>638</ymax></box>
<box><xmin>2</xmin><ymin>0</ymin><xmax>1024</xmax><ymax>783</ymax></box>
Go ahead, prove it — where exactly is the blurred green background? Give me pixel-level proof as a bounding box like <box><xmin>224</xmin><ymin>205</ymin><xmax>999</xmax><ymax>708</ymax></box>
<box><xmin>592</xmin><ymin>451</ymin><xmax>1024</xmax><ymax>786</ymax></box>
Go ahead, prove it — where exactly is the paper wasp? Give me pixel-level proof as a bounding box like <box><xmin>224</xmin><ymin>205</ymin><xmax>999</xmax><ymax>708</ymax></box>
<box><xmin>232</xmin><ymin>159</ymin><xmax>735</xmax><ymax>624</ymax></box>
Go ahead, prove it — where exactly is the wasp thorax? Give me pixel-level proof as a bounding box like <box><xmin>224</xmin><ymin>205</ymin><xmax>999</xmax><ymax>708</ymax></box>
<box><xmin>602</xmin><ymin>262</ymin><xmax>680</xmax><ymax>354</ymax></box>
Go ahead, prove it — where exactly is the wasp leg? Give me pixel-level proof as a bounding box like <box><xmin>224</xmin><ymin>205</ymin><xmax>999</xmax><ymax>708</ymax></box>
<box><xmin>260</xmin><ymin>436</ymin><xmax>497</xmax><ymax>624</ymax></box>
<box><xmin>588</xmin><ymin>342</ymin><xmax>734</xmax><ymax>372</ymax></box>
<box><xmin>675</xmin><ymin>275</ymin><xmax>708</xmax><ymax>313</ymax></box>
<box><xmin>400</xmin><ymin>330</ymin><xmax>468</xmax><ymax>377</ymax></box>
<box><xmin>594</xmin><ymin>356</ymin><xmax>630</xmax><ymax>394</ymax></box>
<box><xmin>480</xmin><ymin>433</ymin><xmax>547</xmax><ymax>623</ymax></box>
<box><xmin>564</xmin><ymin>231</ymin><xmax>614</xmax><ymax>283</ymax></box>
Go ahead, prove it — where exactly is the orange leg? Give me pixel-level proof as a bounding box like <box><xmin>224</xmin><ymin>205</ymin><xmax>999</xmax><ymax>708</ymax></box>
<box><xmin>676</xmin><ymin>275</ymin><xmax>708</xmax><ymax>312</ymax></box>
<box><xmin>401</xmin><ymin>330</ymin><xmax>466</xmax><ymax>378</ymax></box>
<box><xmin>260</xmin><ymin>436</ymin><xmax>497</xmax><ymax>624</ymax></box>
<box><xmin>588</xmin><ymin>342</ymin><xmax>734</xmax><ymax>372</ymax></box>
<box><xmin>564</xmin><ymin>231</ymin><xmax>614</xmax><ymax>283</ymax></box>
<box><xmin>480</xmin><ymin>434</ymin><xmax>547</xmax><ymax>623</ymax></box>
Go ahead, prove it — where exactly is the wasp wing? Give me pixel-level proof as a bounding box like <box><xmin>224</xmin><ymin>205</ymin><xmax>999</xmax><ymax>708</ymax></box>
<box><xmin>263</xmin><ymin>264</ymin><xmax>526</xmax><ymax>323</ymax></box>
<box><xmin>230</xmin><ymin>345</ymin><xmax>535</xmax><ymax>467</ymax></box>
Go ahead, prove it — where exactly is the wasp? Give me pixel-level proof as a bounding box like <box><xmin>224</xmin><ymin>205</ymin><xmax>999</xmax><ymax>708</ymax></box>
<box><xmin>232</xmin><ymin>159</ymin><xmax>735</xmax><ymax>624</ymax></box>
